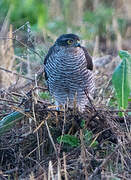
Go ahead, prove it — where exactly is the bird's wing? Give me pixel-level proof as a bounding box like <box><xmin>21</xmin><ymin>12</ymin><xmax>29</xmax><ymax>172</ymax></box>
<box><xmin>44</xmin><ymin>46</ymin><xmax>54</xmax><ymax>66</ymax></box>
<box><xmin>44</xmin><ymin>46</ymin><xmax>54</xmax><ymax>81</ymax></box>
<box><xmin>81</xmin><ymin>46</ymin><xmax>93</xmax><ymax>70</ymax></box>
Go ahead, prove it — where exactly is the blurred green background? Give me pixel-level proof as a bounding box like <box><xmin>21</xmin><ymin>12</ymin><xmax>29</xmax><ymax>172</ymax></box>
<box><xmin>0</xmin><ymin>0</ymin><xmax>131</xmax><ymax>54</ymax></box>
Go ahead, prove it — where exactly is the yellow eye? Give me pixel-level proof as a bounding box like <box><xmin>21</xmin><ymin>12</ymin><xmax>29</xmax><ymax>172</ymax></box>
<box><xmin>67</xmin><ymin>39</ymin><xmax>73</xmax><ymax>45</ymax></box>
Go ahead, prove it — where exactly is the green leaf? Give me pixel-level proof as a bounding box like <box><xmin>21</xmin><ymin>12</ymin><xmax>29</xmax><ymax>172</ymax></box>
<box><xmin>128</xmin><ymin>98</ymin><xmax>131</xmax><ymax>102</ymax></box>
<box><xmin>39</xmin><ymin>92</ymin><xmax>50</xmax><ymax>100</ymax></box>
<box><xmin>119</xmin><ymin>50</ymin><xmax>130</xmax><ymax>59</ymax></box>
<box><xmin>84</xmin><ymin>130</ymin><xmax>93</xmax><ymax>143</ymax></box>
<box><xmin>90</xmin><ymin>140</ymin><xmax>99</xmax><ymax>148</ymax></box>
<box><xmin>57</xmin><ymin>134</ymin><xmax>80</xmax><ymax>147</ymax></box>
<box><xmin>83</xmin><ymin>130</ymin><xmax>99</xmax><ymax>148</ymax></box>
<box><xmin>80</xmin><ymin>119</ymin><xmax>85</xmax><ymax>128</ymax></box>
<box><xmin>112</xmin><ymin>50</ymin><xmax>131</xmax><ymax>113</ymax></box>
<box><xmin>0</xmin><ymin>111</ymin><xmax>24</xmax><ymax>135</ymax></box>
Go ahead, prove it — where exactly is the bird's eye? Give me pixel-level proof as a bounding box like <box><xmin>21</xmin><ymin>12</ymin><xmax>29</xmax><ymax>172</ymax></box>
<box><xmin>67</xmin><ymin>39</ymin><xmax>73</xmax><ymax>45</ymax></box>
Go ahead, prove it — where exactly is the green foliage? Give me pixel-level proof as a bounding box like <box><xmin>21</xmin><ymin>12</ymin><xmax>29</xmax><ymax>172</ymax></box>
<box><xmin>57</xmin><ymin>134</ymin><xmax>80</xmax><ymax>147</ymax></box>
<box><xmin>81</xmin><ymin>120</ymin><xmax>98</xmax><ymax>148</ymax></box>
<box><xmin>57</xmin><ymin>120</ymin><xmax>99</xmax><ymax>149</ymax></box>
<box><xmin>83</xmin><ymin>129</ymin><xmax>98</xmax><ymax>148</ymax></box>
<box><xmin>119</xmin><ymin>50</ymin><xmax>131</xmax><ymax>59</ymax></box>
<box><xmin>112</xmin><ymin>50</ymin><xmax>131</xmax><ymax>115</ymax></box>
<box><xmin>108</xmin><ymin>96</ymin><xmax>118</xmax><ymax>108</ymax></box>
<box><xmin>118</xmin><ymin>18</ymin><xmax>128</xmax><ymax>35</ymax></box>
<box><xmin>39</xmin><ymin>91</ymin><xmax>51</xmax><ymax>100</ymax></box>
<box><xmin>80</xmin><ymin>119</ymin><xmax>86</xmax><ymax>128</ymax></box>
<box><xmin>47</xmin><ymin>20</ymin><xmax>67</xmax><ymax>35</ymax></box>
<box><xmin>84</xmin><ymin>3</ymin><xmax>114</xmax><ymax>38</ymax></box>
<box><xmin>0</xmin><ymin>111</ymin><xmax>24</xmax><ymax>135</ymax></box>
<box><xmin>0</xmin><ymin>0</ymin><xmax>48</xmax><ymax>28</ymax></box>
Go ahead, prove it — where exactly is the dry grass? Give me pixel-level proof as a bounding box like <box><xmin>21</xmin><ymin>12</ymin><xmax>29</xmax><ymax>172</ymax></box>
<box><xmin>0</xmin><ymin>21</ymin><xmax>131</xmax><ymax>180</ymax></box>
<box><xmin>0</xmin><ymin>23</ymin><xmax>16</xmax><ymax>89</ymax></box>
<box><xmin>0</xmin><ymin>95</ymin><xmax>131</xmax><ymax>179</ymax></box>
<box><xmin>0</xmin><ymin>84</ymin><xmax>130</xmax><ymax>180</ymax></box>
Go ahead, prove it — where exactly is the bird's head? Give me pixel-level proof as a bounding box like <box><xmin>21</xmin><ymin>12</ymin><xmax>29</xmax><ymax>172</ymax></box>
<box><xmin>55</xmin><ymin>34</ymin><xmax>81</xmax><ymax>48</ymax></box>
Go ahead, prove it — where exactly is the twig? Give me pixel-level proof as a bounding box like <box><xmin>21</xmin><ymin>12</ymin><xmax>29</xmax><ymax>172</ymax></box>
<box><xmin>58</xmin><ymin>105</ymin><xmax>66</xmax><ymax>156</ymax></box>
<box><xmin>97</xmin><ymin>109</ymin><xmax>131</xmax><ymax>113</ymax></box>
<box><xmin>0</xmin><ymin>97</ymin><xmax>20</xmax><ymax>104</ymax></box>
<box><xmin>11</xmin><ymin>92</ymin><xmax>23</xmax><ymax>97</ymax></box>
<box><xmin>80</xmin><ymin>130</ymin><xmax>89</xmax><ymax>180</ymax></box>
<box><xmin>0</xmin><ymin>174</ymin><xmax>8</xmax><ymax>180</ymax></box>
<box><xmin>45</xmin><ymin>120</ymin><xmax>58</xmax><ymax>158</ymax></box>
<box><xmin>12</xmin><ymin>22</ymin><xmax>29</xmax><ymax>34</ymax></box>
<box><xmin>0</xmin><ymin>36</ymin><xmax>43</xmax><ymax>61</ymax></box>
<box><xmin>63</xmin><ymin>152</ymin><xmax>68</xmax><ymax>180</ymax></box>
<box><xmin>84</xmin><ymin>90</ymin><xmax>96</xmax><ymax>112</ymax></box>
<box><xmin>88</xmin><ymin>144</ymin><xmax>121</xmax><ymax>180</ymax></box>
<box><xmin>25</xmin><ymin>142</ymin><xmax>44</xmax><ymax>158</ymax></box>
<box><xmin>5</xmin><ymin>167</ymin><xmax>18</xmax><ymax>174</ymax></box>
<box><xmin>32</xmin><ymin>102</ymin><xmax>41</xmax><ymax>160</ymax></box>
<box><xmin>33</xmin><ymin>86</ymin><xmax>48</xmax><ymax>91</ymax></box>
<box><xmin>33</xmin><ymin>114</ymin><xmax>50</xmax><ymax>133</ymax></box>
<box><xmin>0</xmin><ymin>66</ymin><xmax>34</xmax><ymax>81</ymax></box>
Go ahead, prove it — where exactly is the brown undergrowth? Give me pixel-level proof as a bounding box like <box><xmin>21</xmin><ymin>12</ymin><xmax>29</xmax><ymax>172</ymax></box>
<box><xmin>0</xmin><ymin>21</ymin><xmax>130</xmax><ymax>180</ymax></box>
<box><xmin>0</xmin><ymin>86</ymin><xmax>130</xmax><ymax>180</ymax></box>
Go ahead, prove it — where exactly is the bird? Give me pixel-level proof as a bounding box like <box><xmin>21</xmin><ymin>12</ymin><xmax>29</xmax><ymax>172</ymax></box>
<box><xmin>44</xmin><ymin>34</ymin><xmax>95</xmax><ymax>112</ymax></box>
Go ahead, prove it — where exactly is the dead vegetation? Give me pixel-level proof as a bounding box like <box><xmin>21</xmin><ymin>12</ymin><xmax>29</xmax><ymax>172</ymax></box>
<box><xmin>0</xmin><ymin>21</ymin><xmax>131</xmax><ymax>180</ymax></box>
<box><xmin>0</xmin><ymin>87</ymin><xmax>130</xmax><ymax>180</ymax></box>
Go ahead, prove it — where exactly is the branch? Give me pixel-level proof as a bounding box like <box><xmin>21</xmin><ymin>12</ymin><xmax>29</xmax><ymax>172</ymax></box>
<box><xmin>88</xmin><ymin>144</ymin><xmax>120</xmax><ymax>180</ymax></box>
<box><xmin>0</xmin><ymin>66</ymin><xmax>34</xmax><ymax>81</ymax></box>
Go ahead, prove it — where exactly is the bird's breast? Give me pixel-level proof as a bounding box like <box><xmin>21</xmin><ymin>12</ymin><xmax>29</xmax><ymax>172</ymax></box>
<box><xmin>56</xmin><ymin>47</ymin><xmax>86</xmax><ymax>70</ymax></box>
<box><xmin>45</xmin><ymin>46</ymin><xmax>94</xmax><ymax>102</ymax></box>
<box><xmin>46</xmin><ymin>47</ymin><xmax>88</xmax><ymax>79</ymax></box>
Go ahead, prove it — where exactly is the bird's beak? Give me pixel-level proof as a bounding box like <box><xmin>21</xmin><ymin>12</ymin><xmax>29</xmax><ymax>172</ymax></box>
<box><xmin>75</xmin><ymin>42</ymin><xmax>81</xmax><ymax>47</ymax></box>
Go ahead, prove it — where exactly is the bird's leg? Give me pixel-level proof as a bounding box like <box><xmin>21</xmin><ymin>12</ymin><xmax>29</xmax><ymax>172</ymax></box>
<box><xmin>67</xmin><ymin>92</ymin><xmax>79</xmax><ymax>134</ymax></box>
<box><xmin>55</xmin><ymin>100</ymin><xmax>60</xmax><ymax>111</ymax></box>
<box><xmin>55</xmin><ymin>111</ymin><xmax>59</xmax><ymax>126</ymax></box>
<box><xmin>66</xmin><ymin>97</ymin><xmax>69</xmax><ymax>111</ymax></box>
<box><xmin>54</xmin><ymin>100</ymin><xmax>60</xmax><ymax>125</ymax></box>
<box><xmin>73</xmin><ymin>92</ymin><xmax>78</xmax><ymax>115</ymax></box>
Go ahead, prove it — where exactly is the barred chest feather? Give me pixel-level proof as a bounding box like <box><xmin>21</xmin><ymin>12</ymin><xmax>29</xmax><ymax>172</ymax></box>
<box><xmin>44</xmin><ymin>46</ymin><xmax>95</xmax><ymax>111</ymax></box>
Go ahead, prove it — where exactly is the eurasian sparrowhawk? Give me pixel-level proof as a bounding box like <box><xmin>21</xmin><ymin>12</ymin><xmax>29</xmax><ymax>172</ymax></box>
<box><xmin>44</xmin><ymin>34</ymin><xmax>95</xmax><ymax>111</ymax></box>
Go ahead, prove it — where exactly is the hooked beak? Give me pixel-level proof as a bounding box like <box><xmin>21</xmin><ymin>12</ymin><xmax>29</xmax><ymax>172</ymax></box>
<box><xmin>75</xmin><ymin>42</ymin><xmax>81</xmax><ymax>47</ymax></box>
